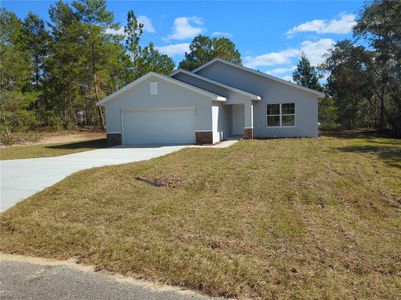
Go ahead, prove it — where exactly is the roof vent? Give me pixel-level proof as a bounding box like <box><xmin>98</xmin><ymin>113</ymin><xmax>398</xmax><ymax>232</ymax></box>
<box><xmin>149</xmin><ymin>82</ymin><xmax>158</xmax><ymax>95</ymax></box>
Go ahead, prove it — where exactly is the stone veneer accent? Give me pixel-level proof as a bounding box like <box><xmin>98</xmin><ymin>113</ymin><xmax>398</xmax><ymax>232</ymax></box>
<box><xmin>195</xmin><ymin>131</ymin><xmax>213</xmax><ymax>145</ymax></box>
<box><xmin>243</xmin><ymin>128</ymin><xmax>254</xmax><ymax>139</ymax></box>
<box><xmin>107</xmin><ymin>133</ymin><xmax>122</xmax><ymax>146</ymax></box>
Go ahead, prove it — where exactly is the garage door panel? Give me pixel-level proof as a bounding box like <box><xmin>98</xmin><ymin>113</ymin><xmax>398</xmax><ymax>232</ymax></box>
<box><xmin>122</xmin><ymin>108</ymin><xmax>196</xmax><ymax>145</ymax></box>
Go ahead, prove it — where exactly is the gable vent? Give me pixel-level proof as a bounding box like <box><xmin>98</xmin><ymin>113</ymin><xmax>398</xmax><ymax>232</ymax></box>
<box><xmin>149</xmin><ymin>82</ymin><xmax>158</xmax><ymax>95</ymax></box>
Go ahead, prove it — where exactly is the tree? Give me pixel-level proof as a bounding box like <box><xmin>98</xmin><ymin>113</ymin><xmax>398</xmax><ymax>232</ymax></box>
<box><xmin>46</xmin><ymin>1</ymin><xmax>82</xmax><ymax>128</ymax></box>
<box><xmin>179</xmin><ymin>35</ymin><xmax>241</xmax><ymax>71</ymax></box>
<box><xmin>72</xmin><ymin>0</ymin><xmax>117</xmax><ymax>129</ymax></box>
<box><xmin>20</xmin><ymin>12</ymin><xmax>51</xmax><ymax>122</ymax></box>
<box><xmin>0</xmin><ymin>9</ymin><xmax>36</xmax><ymax>141</ymax></box>
<box><xmin>135</xmin><ymin>43</ymin><xmax>175</xmax><ymax>78</ymax></box>
<box><xmin>354</xmin><ymin>0</ymin><xmax>401</xmax><ymax>132</ymax></box>
<box><xmin>292</xmin><ymin>54</ymin><xmax>322</xmax><ymax>91</ymax></box>
<box><xmin>324</xmin><ymin>40</ymin><xmax>376</xmax><ymax>129</ymax></box>
<box><xmin>122</xmin><ymin>10</ymin><xmax>174</xmax><ymax>81</ymax></box>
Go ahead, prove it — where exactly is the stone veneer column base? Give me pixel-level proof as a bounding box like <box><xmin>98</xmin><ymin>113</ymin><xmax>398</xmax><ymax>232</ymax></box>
<box><xmin>107</xmin><ymin>133</ymin><xmax>122</xmax><ymax>146</ymax></box>
<box><xmin>243</xmin><ymin>128</ymin><xmax>254</xmax><ymax>139</ymax></box>
<box><xmin>195</xmin><ymin>131</ymin><xmax>213</xmax><ymax>145</ymax></box>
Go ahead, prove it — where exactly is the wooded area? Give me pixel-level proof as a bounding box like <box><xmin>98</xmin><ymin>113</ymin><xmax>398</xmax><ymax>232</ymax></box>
<box><xmin>1</xmin><ymin>0</ymin><xmax>400</xmax><ymax>143</ymax></box>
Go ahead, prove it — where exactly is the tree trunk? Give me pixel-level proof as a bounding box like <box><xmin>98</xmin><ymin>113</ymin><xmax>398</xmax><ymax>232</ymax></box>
<box><xmin>379</xmin><ymin>95</ymin><xmax>385</xmax><ymax>129</ymax></box>
<box><xmin>91</xmin><ymin>42</ymin><xmax>105</xmax><ymax>130</ymax></box>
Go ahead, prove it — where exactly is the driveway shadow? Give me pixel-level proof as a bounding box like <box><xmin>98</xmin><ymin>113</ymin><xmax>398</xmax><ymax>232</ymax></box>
<box><xmin>46</xmin><ymin>138</ymin><xmax>107</xmax><ymax>150</ymax></box>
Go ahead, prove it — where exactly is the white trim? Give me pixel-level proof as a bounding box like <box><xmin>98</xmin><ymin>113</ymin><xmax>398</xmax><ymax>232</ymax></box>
<box><xmin>171</xmin><ymin>69</ymin><xmax>262</xmax><ymax>100</ymax></box>
<box><xmin>97</xmin><ymin>72</ymin><xmax>226</xmax><ymax>106</ymax></box>
<box><xmin>244</xmin><ymin>126</ymin><xmax>254</xmax><ymax>129</ymax></box>
<box><xmin>192</xmin><ymin>58</ymin><xmax>325</xmax><ymax>98</ymax></box>
<box><xmin>266</xmin><ymin>103</ymin><xmax>296</xmax><ymax>128</ymax></box>
<box><xmin>195</xmin><ymin>129</ymin><xmax>213</xmax><ymax>132</ymax></box>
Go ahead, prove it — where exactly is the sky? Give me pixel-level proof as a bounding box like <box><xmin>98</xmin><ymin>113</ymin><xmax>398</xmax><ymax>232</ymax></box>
<box><xmin>3</xmin><ymin>0</ymin><xmax>365</xmax><ymax>81</ymax></box>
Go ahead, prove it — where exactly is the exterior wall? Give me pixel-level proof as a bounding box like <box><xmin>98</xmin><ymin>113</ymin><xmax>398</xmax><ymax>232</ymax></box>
<box><xmin>196</xmin><ymin>61</ymin><xmax>319</xmax><ymax>137</ymax></box>
<box><xmin>232</xmin><ymin>104</ymin><xmax>245</xmax><ymax>136</ymax></box>
<box><xmin>104</xmin><ymin>75</ymin><xmax>214</xmax><ymax>138</ymax></box>
<box><xmin>219</xmin><ymin>105</ymin><xmax>232</xmax><ymax>138</ymax></box>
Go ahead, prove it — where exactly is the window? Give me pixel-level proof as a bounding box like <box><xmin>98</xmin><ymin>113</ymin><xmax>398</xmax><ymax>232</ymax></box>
<box><xmin>267</xmin><ymin>103</ymin><xmax>295</xmax><ymax>127</ymax></box>
<box><xmin>149</xmin><ymin>82</ymin><xmax>158</xmax><ymax>95</ymax></box>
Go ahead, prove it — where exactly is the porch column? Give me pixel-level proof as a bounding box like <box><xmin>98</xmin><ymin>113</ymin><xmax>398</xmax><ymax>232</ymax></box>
<box><xmin>243</xmin><ymin>102</ymin><xmax>254</xmax><ymax>139</ymax></box>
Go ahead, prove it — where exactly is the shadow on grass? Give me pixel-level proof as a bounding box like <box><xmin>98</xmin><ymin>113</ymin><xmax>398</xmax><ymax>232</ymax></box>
<box><xmin>46</xmin><ymin>138</ymin><xmax>107</xmax><ymax>150</ymax></box>
<box><xmin>320</xmin><ymin>129</ymin><xmax>400</xmax><ymax>139</ymax></box>
<box><xmin>335</xmin><ymin>145</ymin><xmax>401</xmax><ymax>169</ymax></box>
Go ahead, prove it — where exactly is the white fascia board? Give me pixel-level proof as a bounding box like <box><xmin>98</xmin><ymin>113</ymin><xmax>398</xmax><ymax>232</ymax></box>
<box><xmin>171</xmin><ymin>69</ymin><xmax>262</xmax><ymax>100</ymax></box>
<box><xmin>192</xmin><ymin>58</ymin><xmax>326</xmax><ymax>98</ymax></box>
<box><xmin>96</xmin><ymin>72</ymin><xmax>226</xmax><ymax>106</ymax></box>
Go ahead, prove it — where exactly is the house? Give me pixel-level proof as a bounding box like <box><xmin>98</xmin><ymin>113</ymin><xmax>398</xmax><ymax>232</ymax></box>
<box><xmin>97</xmin><ymin>58</ymin><xmax>325</xmax><ymax>146</ymax></box>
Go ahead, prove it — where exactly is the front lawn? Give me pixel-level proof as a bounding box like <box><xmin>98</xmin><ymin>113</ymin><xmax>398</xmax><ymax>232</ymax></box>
<box><xmin>0</xmin><ymin>138</ymin><xmax>107</xmax><ymax>160</ymax></box>
<box><xmin>1</xmin><ymin>134</ymin><xmax>400</xmax><ymax>299</ymax></box>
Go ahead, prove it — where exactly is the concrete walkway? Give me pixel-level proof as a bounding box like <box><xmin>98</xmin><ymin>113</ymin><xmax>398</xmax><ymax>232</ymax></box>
<box><xmin>0</xmin><ymin>254</ymin><xmax>221</xmax><ymax>300</ymax></box>
<box><xmin>0</xmin><ymin>140</ymin><xmax>237</xmax><ymax>212</ymax></box>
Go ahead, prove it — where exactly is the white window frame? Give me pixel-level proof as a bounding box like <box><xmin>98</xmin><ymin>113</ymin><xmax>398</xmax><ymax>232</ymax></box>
<box><xmin>266</xmin><ymin>103</ymin><xmax>296</xmax><ymax>128</ymax></box>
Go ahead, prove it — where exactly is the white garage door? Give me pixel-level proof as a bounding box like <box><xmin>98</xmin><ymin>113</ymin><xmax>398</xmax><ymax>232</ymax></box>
<box><xmin>122</xmin><ymin>108</ymin><xmax>196</xmax><ymax>145</ymax></box>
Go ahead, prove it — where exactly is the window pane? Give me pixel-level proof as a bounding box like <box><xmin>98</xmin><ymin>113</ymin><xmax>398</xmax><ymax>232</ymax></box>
<box><xmin>267</xmin><ymin>115</ymin><xmax>280</xmax><ymax>127</ymax></box>
<box><xmin>282</xmin><ymin>115</ymin><xmax>295</xmax><ymax>126</ymax></box>
<box><xmin>282</xmin><ymin>103</ymin><xmax>295</xmax><ymax>114</ymax></box>
<box><xmin>267</xmin><ymin>104</ymin><xmax>280</xmax><ymax>115</ymax></box>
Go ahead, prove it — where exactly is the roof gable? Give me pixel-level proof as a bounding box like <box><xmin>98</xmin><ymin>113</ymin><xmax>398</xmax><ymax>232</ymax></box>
<box><xmin>97</xmin><ymin>72</ymin><xmax>226</xmax><ymax>106</ymax></box>
<box><xmin>193</xmin><ymin>58</ymin><xmax>325</xmax><ymax>98</ymax></box>
<box><xmin>171</xmin><ymin>69</ymin><xmax>262</xmax><ymax>100</ymax></box>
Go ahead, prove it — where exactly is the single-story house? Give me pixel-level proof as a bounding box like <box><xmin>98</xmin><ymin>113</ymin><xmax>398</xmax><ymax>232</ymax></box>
<box><xmin>97</xmin><ymin>58</ymin><xmax>325</xmax><ymax>146</ymax></box>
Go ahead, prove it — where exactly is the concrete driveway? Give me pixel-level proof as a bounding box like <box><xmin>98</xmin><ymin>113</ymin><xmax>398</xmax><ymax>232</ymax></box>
<box><xmin>0</xmin><ymin>145</ymin><xmax>185</xmax><ymax>212</ymax></box>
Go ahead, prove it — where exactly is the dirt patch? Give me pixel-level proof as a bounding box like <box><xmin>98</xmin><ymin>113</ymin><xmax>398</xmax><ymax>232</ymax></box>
<box><xmin>1</xmin><ymin>132</ymin><xmax>105</xmax><ymax>148</ymax></box>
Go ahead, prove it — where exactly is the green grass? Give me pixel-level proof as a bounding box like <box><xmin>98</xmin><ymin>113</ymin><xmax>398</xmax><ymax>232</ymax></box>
<box><xmin>1</xmin><ymin>134</ymin><xmax>400</xmax><ymax>299</ymax></box>
<box><xmin>0</xmin><ymin>138</ymin><xmax>107</xmax><ymax>160</ymax></box>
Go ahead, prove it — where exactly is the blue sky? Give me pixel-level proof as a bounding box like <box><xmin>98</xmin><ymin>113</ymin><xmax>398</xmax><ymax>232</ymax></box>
<box><xmin>4</xmin><ymin>0</ymin><xmax>364</xmax><ymax>80</ymax></box>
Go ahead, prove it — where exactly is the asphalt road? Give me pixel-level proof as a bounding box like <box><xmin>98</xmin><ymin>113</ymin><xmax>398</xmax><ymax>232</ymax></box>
<box><xmin>0</xmin><ymin>259</ymin><xmax>219</xmax><ymax>300</ymax></box>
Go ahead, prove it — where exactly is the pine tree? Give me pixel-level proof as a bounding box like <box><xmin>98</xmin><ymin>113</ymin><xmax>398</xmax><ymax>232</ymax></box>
<box><xmin>292</xmin><ymin>54</ymin><xmax>322</xmax><ymax>91</ymax></box>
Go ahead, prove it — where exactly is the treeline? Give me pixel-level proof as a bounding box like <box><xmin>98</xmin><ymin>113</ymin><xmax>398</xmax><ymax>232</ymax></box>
<box><xmin>1</xmin><ymin>0</ymin><xmax>399</xmax><ymax>139</ymax></box>
<box><xmin>293</xmin><ymin>0</ymin><xmax>400</xmax><ymax>135</ymax></box>
<box><xmin>0</xmin><ymin>0</ymin><xmax>178</xmax><ymax>137</ymax></box>
<box><xmin>0</xmin><ymin>0</ymin><xmax>242</xmax><ymax>141</ymax></box>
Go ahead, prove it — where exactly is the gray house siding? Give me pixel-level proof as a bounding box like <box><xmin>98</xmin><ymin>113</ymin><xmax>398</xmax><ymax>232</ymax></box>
<box><xmin>195</xmin><ymin>61</ymin><xmax>319</xmax><ymax>137</ymax></box>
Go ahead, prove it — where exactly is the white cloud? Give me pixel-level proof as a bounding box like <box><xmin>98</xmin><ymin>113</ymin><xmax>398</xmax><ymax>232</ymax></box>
<box><xmin>244</xmin><ymin>38</ymin><xmax>334</xmax><ymax>69</ymax></box>
<box><xmin>286</xmin><ymin>13</ymin><xmax>356</xmax><ymax>37</ymax></box>
<box><xmin>156</xmin><ymin>43</ymin><xmax>190</xmax><ymax>56</ymax></box>
<box><xmin>105</xmin><ymin>26</ymin><xmax>125</xmax><ymax>36</ymax></box>
<box><xmin>244</xmin><ymin>48</ymin><xmax>299</xmax><ymax>68</ymax></box>
<box><xmin>212</xmin><ymin>31</ymin><xmax>233</xmax><ymax>38</ymax></box>
<box><xmin>266</xmin><ymin>66</ymin><xmax>296</xmax><ymax>75</ymax></box>
<box><xmin>300</xmin><ymin>38</ymin><xmax>335</xmax><ymax>65</ymax></box>
<box><xmin>166</xmin><ymin>16</ymin><xmax>204</xmax><ymax>40</ymax></box>
<box><xmin>138</xmin><ymin>15</ymin><xmax>155</xmax><ymax>33</ymax></box>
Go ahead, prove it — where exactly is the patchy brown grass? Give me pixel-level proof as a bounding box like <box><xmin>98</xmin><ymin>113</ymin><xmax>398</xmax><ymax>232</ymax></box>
<box><xmin>1</xmin><ymin>134</ymin><xmax>400</xmax><ymax>299</ymax></box>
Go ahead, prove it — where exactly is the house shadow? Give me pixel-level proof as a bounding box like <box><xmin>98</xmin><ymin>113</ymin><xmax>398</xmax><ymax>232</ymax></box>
<box><xmin>335</xmin><ymin>144</ymin><xmax>401</xmax><ymax>169</ymax></box>
<box><xmin>46</xmin><ymin>138</ymin><xmax>107</xmax><ymax>150</ymax></box>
